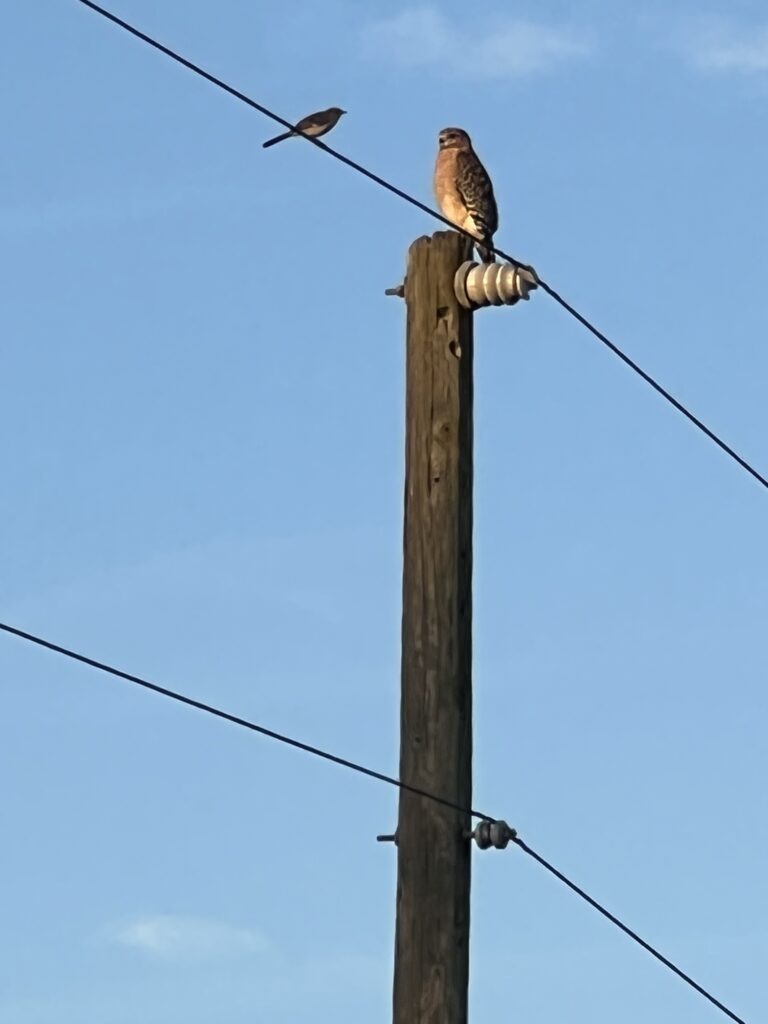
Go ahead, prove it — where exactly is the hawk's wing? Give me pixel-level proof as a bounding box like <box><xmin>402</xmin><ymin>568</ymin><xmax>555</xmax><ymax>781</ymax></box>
<box><xmin>455</xmin><ymin>150</ymin><xmax>499</xmax><ymax>242</ymax></box>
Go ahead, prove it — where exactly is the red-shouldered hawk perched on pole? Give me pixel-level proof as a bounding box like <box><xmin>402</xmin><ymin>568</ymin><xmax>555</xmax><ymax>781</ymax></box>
<box><xmin>434</xmin><ymin>127</ymin><xmax>498</xmax><ymax>263</ymax></box>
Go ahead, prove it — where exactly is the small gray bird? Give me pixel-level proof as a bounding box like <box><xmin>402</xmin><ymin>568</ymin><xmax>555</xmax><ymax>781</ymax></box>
<box><xmin>262</xmin><ymin>107</ymin><xmax>346</xmax><ymax>149</ymax></box>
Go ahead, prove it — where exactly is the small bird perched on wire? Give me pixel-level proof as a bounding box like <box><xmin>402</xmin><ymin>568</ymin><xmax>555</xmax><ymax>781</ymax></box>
<box><xmin>434</xmin><ymin>127</ymin><xmax>498</xmax><ymax>263</ymax></box>
<box><xmin>262</xmin><ymin>107</ymin><xmax>346</xmax><ymax>149</ymax></box>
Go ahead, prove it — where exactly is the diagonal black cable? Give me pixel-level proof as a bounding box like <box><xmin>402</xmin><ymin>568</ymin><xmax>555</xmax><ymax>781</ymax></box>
<box><xmin>534</xmin><ymin>280</ymin><xmax>768</xmax><ymax>490</ymax></box>
<box><xmin>74</xmin><ymin>0</ymin><xmax>526</xmax><ymax>270</ymax></box>
<box><xmin>1</xmin><ymin>618</ymin><xmax>750</xmax><ymax>1023</ymax></box>
<box><xmin>75</xmin><ymin>0</ymin><xmax>768</xmax><ymax>494</ymax></box>
<box><xmin>515</xmin><ymin>838</ymin><xmax>747</xmax><ymax>1024</ymax></box>
<box><xmin>0</xmin><ymin>619</ymin><xmax>491</xmax><ymax>821</ymax></box>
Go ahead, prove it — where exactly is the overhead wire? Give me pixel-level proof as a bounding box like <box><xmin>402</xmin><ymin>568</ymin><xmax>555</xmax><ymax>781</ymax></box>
<box><xmin>516</xmin><ymin>838</ymin><xmax>748</xmax><ymax>1024</ymax></box>
<box><xmin>0</xmin><ymin>618</ymin><xmax>749</xmax><ymax>1023</ymax></box>
<box><xmin>0</xmin><ymin>620</ymin><xmax>490</xmax><ymax>821</ymax></box>
<box><xmin>75</xmin><ymin>0</ymin><xmax>768</xmax><ymax>493</ymax></box>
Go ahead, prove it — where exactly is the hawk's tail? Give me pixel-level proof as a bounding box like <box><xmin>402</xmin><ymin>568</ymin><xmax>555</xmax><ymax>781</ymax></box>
<box><xmin>262</xmin><ymin>130</ymin><xmax>295</xmax><ymax>149</ymax></box>
<box><xmin>476</xmin><ymin>239</ymin><xmax>496</xmax><ymax>263</ymax></box>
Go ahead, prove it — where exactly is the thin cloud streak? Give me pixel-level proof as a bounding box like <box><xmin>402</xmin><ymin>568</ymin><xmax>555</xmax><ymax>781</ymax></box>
<box><xmin>113</xmin><ymin>914</ymin><xmax>269</xmax><ymax>962</ymax></box>
<box><xmin>361</xmin><ymin>6</ymin><xmax>592</xmax><ymax>79</ymax></box>
<box><xmin>680</xmin><ymin>17</ymin><xmax>768</xmax><ymax>73</ymax></box>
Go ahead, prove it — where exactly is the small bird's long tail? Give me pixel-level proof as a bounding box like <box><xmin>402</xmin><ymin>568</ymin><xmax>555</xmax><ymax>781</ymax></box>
<box><xmin>262</xmin><ymin>130</ymin><xmax>295</xmax><ymax>149</ymax></box>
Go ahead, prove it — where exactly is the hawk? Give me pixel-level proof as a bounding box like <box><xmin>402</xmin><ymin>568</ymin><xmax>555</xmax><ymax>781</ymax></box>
<box><xmin>263</xmin><ymin>107</ymin><xmax>346</xmax><ymax>149</ymax></box>
<box><xmin>434</xmin><ymin>127</ymin><xmax>498</xmax><ymax>263</ymax></box>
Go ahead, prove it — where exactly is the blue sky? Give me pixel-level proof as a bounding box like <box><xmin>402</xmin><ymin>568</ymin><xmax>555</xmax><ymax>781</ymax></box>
<box><xmin>2</xmin><ymin>1</ymin><xmax>767</xmax><ymax>1021</ymax></box>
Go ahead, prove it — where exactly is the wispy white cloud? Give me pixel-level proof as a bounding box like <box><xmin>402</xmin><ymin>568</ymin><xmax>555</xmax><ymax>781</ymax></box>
<box><xmin>361</xmin><ymin>6</ymin><xmax>592</xmax><ymax>79</ymax></box>
<box><xmin>113</xmin><ymin>914</ymin><xmax>268</xmax><ymax>962</ymax></box>
<box><xmin>679</xmin><ymin>17</ymin><xmax>768</xmax><ymax>73</ymax></box>
<box><xmin>1</xmin><ymin>950</ymin><xmax>385</xmax><ymax>1021</ymax></box>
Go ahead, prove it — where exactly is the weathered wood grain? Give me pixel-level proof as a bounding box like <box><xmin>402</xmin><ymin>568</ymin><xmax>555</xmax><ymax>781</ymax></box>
<box><xmin>393</xmin><ymin>230</ymin><xmax>475</xmax><ymax>1024</ymax></box>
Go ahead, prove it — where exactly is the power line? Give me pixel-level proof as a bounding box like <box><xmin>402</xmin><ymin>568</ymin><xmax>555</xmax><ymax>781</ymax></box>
<box><xmin>74</xmin><ymin>0</ymin><xmax>527</xmax><ymax>270</ymax></box>
<box><xmin>75</xmin><ymin>0</ymin><xmax>768</xmax><ymax>494</ymax></box>
<box><xmin>535</xmin><ymin>281</ymin><xmax>768</xmax><ymax>491</ymax></box>
<box><xmin>0</xmin><ymin>619</ymin><xmax>491</xmax><ymax>821</ymax></box>
<box><xmin>0</xmin><ymin>618</ymin><xmax>749</xmax><ymax>1023</ymax></box>
<box><xmin>515</xmin><ymin>838</ymin><xmax>747</xmax><ymax>1024</ymax></box>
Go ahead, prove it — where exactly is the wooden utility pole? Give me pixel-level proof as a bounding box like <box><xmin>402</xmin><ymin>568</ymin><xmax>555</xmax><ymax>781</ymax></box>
<box><xmin>393</xmin><ymin>230</ymin><xmax>476</xmax><ymax>1024</ymax></box>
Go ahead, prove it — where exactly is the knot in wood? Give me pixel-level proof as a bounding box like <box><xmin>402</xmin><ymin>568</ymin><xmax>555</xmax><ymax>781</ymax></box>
<box><xmin>429</xmin><ymin>437</ymin><xmax>447</xmax><ymax>489</ymax></box>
